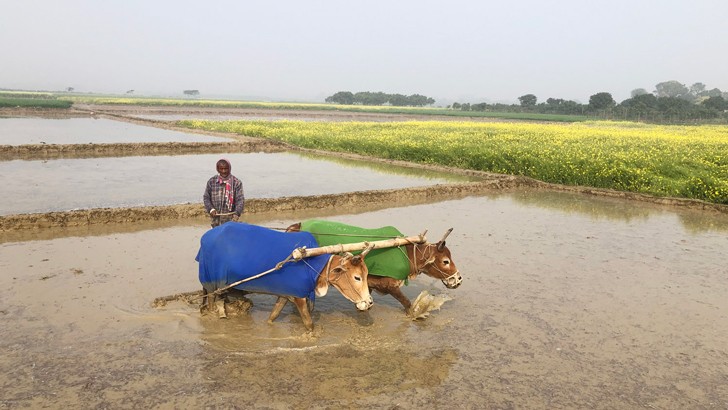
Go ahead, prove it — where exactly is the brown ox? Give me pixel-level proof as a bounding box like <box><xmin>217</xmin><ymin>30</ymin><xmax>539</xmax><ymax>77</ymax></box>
<box><xmin>197</xmin><ymin>222</ymin><xmax>374</xmax><ymax>331</ymax></box>
<box><xmin>287</xmin><ymin>221</ymin><xmax>461</xmax><ymax>315</ymax></box>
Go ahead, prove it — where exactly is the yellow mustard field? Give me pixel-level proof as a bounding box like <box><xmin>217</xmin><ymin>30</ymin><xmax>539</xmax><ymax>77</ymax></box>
<box><xmin>178</xmin><ymin>119</ymin><xmax>728</xmax><ymax>204</ymax></box>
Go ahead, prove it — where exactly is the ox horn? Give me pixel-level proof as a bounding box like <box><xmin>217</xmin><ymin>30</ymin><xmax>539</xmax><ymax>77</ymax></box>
<box><xmin>437</xmin><ymin>228</ymin><xmax>453</xmax><ymax>251</ymax></box>
<box><xmin>352</xmin><ymin>243</ymin><xmax>374</xmax><ymax>265</ymax></box>
<box><xmin>360</xmin><ymin>242</ymin><xmax>374</xmax><ymax>257</ymax></box>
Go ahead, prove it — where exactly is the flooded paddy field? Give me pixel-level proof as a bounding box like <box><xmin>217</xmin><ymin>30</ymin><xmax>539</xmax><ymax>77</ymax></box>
<box><xmin>0</xmin><ymin>117</ymin><xmax>231</xmax><ymax>145</ymax></box>
<box><xmin>0</xmin><ymin>152</ymin><xmax>474</xmax><ymax>215</ymax></box>
<box><xmin>1</xmin><ymin>190</ymin><xmax>727</xmax><ymax>408</ymax></box>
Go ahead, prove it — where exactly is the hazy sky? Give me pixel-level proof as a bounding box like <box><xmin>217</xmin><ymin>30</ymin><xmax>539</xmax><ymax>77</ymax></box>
<box><xmin>2</xmin><ymin>0</ymin><xmax>727</xmax><ymax>104</ymax></box>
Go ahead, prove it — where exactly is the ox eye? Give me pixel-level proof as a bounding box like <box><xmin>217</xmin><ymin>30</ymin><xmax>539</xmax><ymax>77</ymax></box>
<box><xmin>443</xmin><ymin>260</ymin><xmax>450</xmax><ymax>265</ymax></box>
<box><xmin>354</xmin><ymin>275</ymin><xmax>362</xmax><ymax>282</ymax></box>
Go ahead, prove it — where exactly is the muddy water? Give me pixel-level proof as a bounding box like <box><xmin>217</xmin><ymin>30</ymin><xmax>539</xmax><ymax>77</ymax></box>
<box><xmin>0</xmin><ymin>117</ymin><xmax>230</xmax><ymax>145</ymax></box>
<box><xmin>0</xmin><ymin>152</ymin><xmax>473</xmax><ymax>215</ymax></box>
<box><xmin>1</xmin><ymin>190</ymin><xmax>727</xmax><ymax>408</ymax></box>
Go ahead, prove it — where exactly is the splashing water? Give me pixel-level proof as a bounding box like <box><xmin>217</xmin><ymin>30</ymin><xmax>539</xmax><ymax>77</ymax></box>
<box><xmin>409</xmin><ymin>290</ymin><xmax>451</xmax><ymax>320</ymax></box>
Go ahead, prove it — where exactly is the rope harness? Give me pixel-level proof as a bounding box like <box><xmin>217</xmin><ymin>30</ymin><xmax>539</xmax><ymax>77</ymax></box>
<box><xmin>409</xmin><ymin>242</ymin><xmax>460</xmax><ymax>282</ymax></box>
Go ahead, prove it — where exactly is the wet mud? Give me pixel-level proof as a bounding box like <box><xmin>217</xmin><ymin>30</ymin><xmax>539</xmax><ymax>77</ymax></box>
<box><xmin>2</xmin><ymin>193</ymin><xmax>727</xmax><ymax>408</ymax></box>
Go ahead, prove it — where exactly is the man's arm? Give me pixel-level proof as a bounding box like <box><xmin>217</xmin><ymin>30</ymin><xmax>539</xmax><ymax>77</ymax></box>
<box><xmin>233</xmin><ymin>178</ymin><xmax>245</xmax><ymax>217</ymax></box>
<box><xmin>203</xmin><ymin>178</ymin><xmax>214</xmax><ymax>214</ymax></box>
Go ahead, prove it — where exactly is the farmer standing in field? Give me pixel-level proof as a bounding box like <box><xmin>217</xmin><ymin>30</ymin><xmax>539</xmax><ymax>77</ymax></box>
<box><xmin>203</xmin><ymin>158</ymin><xmax>244</xmax><ymax>228</ymax></box>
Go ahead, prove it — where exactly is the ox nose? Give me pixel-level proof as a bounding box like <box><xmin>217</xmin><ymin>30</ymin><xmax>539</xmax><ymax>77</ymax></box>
<box><xmin>443</xmin><ymin>274</ymin><xmax>462</xmax><ymax>289</ymax></box>
<box><xmin>355</xmin><ymin>296</ymin><xmax>373</xmax><ymax>311</ymax></box>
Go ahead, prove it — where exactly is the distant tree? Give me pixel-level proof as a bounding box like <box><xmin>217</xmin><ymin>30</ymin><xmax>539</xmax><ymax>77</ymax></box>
<box><xmin>518</xmin><ymin>94</ymin><xmax>537</xmax><ymax>108</ymax></box>
<box><xmin>546</xmin><ymin>98</ymin><xmax>565</xmax><ymax>106</ymax></box>
<box><xmin>406</xmin><ymin>94</ymin><xmax>435</xmax><ymax>107</ymax></box>
<box><xmin>620</xmin><ymin>93</ymin><xmax>658</xmax><ymax>119</ymax></box>
<box><xmin>460</xmin><ymin>102</ymin><xmax>471</xmax><ymax>111</ymax></box>
<box><xmin>560</xmin><ymin>100</ymin><xmax>584</xmax><ymax>115</ymax></box>
<box><xmin>657</xmin><ymin>96</ymin><xmax>692</xmax><ymax>117</ymax></box>
<box><xmin>588</xmin><ymin>92</ymin><xmax>616</xmax><ymax>111</ymax></box>
<box><xmin>690</xmin><ymin>82</ymin><xmax>706</xmax><ymax>97</ymax></box>
<box><xmin>183</xmin><ymin>89</ymin><xmax>200</xmax><ymax>97</ymax></box>
<box><xmin>451</xmin><ymin>102</ymin><xmax>461</xmax><ymax>110</ymax></box>
<box><xmin>654</xmin><ymin>81</ymin><xmax>689</xmax><ymax>99</ymax></box>
<box><xmin>126</xmin><ymin>89</ymin><xmax>134</xmax><ymax>95</ymax></box>
<box><xmin>388</xmin><ymin>93</ymin><xmax>409</xmax><ymax>106</ymax></box>
<box><xmin>630</xmin><ymin>88</ymin><xmax>649</xmax><ymax>97</ymax></box>
<box><xmin>702</xmin><ymin>95</ymin><xmax>728</xmax><ymax>111</ymax></box>
<box><xmin>704</xmin><ymin>88</ymin><xmax>723</xmax><ymax>98</ymax></box>
<box><xmin>325</xmin><ymin>91</ymin><xmax>354</xmax><ymax>104</ymax></box>
<box><xmin>353</xmin><ymin>91</ymin><xmax>389</xmax><ymax>105</ymax></box>
<box><xmin>66</xmin><ymin>87</ymin><xmax>74</xmax><ymax>92</ymax></box>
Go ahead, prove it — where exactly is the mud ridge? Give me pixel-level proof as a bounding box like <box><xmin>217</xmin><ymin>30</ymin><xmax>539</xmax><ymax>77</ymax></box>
<box><xmin>0</xmin><ymin>180</ymin><xmax>530</xmax><ymax>231</ymax></box>
<box><xmin>0</xmin><ymin>141</ymin><xmax>286</xmax><ymax>160</ymax></box>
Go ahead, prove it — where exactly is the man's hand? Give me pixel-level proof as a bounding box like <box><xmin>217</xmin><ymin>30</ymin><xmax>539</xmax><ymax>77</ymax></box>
<box><xmin>232</xmin><ymin>214</ymin><xmax>239</xmax><ymax>221</ymax></box>
<box><xmin>210</xmin><ymin>209</ymin><xmax>218</xmax><ymax>217</ymax></box>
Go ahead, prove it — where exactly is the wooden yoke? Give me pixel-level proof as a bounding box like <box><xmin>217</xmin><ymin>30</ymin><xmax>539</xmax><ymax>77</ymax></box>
<box><xmin>291</xmin><ymin>233</ymin><xmax>427</xmax><ymax>260</ymax></box>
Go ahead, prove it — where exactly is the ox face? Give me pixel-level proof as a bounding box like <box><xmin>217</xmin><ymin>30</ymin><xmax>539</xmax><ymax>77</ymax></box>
<box><xmin>326</xmin><ymin>253</ymin><xmax>373</xmax><ymax>311</ymax></box>
<box><xmin>420</xmin><ymin>242</ymin><xmax>462</xmax><ymax>289</ymax></box>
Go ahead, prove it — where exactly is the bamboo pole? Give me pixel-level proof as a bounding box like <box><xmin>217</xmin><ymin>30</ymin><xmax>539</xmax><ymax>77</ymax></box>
<box><xmin>291</xmin><ymin>234</ymin><xmax>426</xmax><ymax>260</ymax></box>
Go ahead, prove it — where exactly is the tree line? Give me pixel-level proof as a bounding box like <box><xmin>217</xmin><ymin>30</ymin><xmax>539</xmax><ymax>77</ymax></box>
<box><xmin>325</xmin><ymin>91</ymin><xmax>435</xmax><ymax>107</ymax></box>
<box><xmin>453</xmin><ymin>80</ymin><xmax>728</xmax><ymax>123</ymax></box>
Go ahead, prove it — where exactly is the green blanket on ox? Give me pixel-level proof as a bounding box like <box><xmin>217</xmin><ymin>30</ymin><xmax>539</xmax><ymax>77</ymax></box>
<box><xmin>300</xmin><ymin>219</ymin><xmax>412</xmax><ymax>282</ymax></box>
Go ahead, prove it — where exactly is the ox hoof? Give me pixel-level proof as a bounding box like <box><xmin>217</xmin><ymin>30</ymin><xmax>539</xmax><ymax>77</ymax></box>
<box><xmin>215</xmin><ymin>300</ymin><xmax>227</xmax><ymax>319</ymax></box>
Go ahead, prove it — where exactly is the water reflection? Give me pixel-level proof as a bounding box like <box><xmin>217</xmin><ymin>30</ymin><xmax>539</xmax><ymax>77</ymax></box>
<box><xmin>296</xmin><ymin>150</ymin><xmax>478</xmax><ymax>182</ymax></box>
<box><xmin>509</xmin><ymin>189</ymin><xmax>653</xmax><ymax>222</ymax></box>
<box><xmin>0</xmin><ymin>117</ymin><xmax>228</xmax><ymax>145</ymax></box>
<box><xmin>0</xmin><ymin>152</ymin><xmax>465</xmax><ymax>215</ymax></box>
<box><xmin>509</xmin><ymin>188</ymin><xmax>728</xmax><ymax>233</ymax></box>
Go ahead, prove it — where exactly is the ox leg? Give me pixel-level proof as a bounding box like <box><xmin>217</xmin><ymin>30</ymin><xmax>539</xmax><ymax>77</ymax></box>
<box><xmin>368</xmin><ymin>275</ymin><xmax>413</xmax><ymax>315</ymax></box>
<box><xmin>387</xmin><ymin>288</ymin><xmax>413</xmax><ymax>315</ymax></box>
<box><xmin>215</xmin><ymin>297</ymin><xmax>227</xmax><ymax>319</ymax></box>
<box><xmin>268</xmin><ymin>296</ymin><xmax>289</xmax><ymax>323</ymax></box>
<box><xmin>201</xmin><ymin>288</ymin><xmax>228</xmax><ymax>318</ymax></box>
<box><xmin>291</xmin><ymin>297</ymin><xmax>314</xmax><ymax>331</ymax></box>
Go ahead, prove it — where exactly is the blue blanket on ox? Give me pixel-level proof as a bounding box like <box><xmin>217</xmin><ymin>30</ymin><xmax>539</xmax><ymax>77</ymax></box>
<box><xmin>196</xmin><ymin>222</ymin><xmax>329</xmax><ymax>300</ymax></box>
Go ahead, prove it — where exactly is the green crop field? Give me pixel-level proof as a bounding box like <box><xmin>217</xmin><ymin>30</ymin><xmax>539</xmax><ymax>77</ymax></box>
<box><xmin>178</xmin><ymin>119</ymin><xmax>728</xmax><ymax>204</ymax></box>
<box><xmin>59</xmin><ymin>95</ymin><xmax>586</xmax><ymax>122</ymax></box>
<box><xmin>0</xmin><ymin>97</ymin><xmax>72</xmax><ymax>108</ymax></box>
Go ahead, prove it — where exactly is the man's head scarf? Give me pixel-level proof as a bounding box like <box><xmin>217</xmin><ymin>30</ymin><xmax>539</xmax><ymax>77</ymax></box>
<box><xmin>217</xmin><ymin>159</ymin><xmax>234</xmax><ymax>211</ymax></box>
